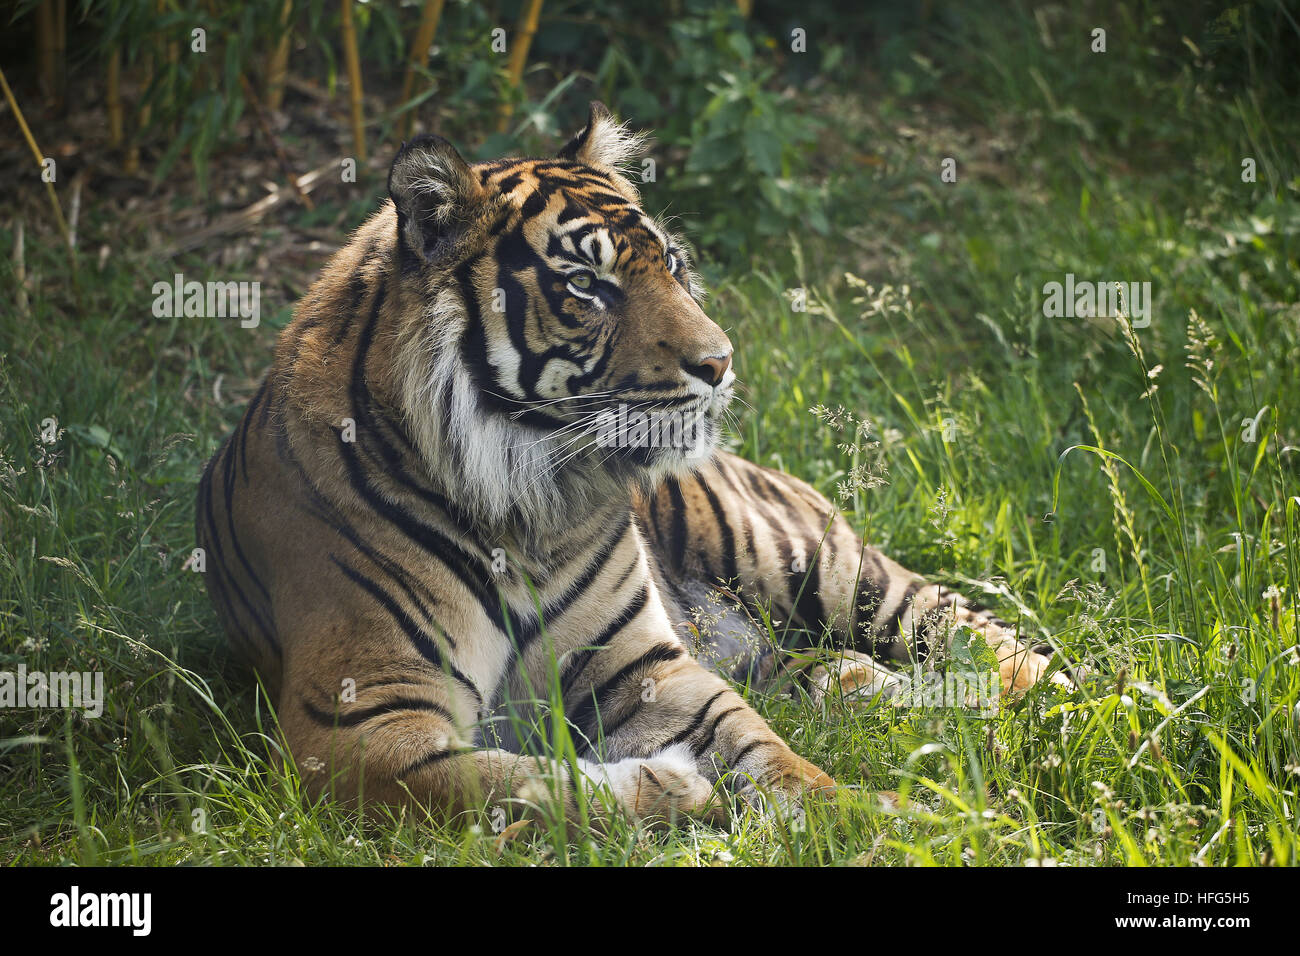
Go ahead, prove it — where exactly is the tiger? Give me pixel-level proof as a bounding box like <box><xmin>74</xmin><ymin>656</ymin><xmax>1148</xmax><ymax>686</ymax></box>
<box><xmin>195</xmin><ymin>102</ymin><xmax>1063</xmax><ymax>827</ymax></box>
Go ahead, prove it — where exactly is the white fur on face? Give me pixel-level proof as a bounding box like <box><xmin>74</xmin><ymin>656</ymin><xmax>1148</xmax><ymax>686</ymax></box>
<box><xmin>395</xmin><ymin>286</ymin><xmax>627</xmax><ymax>540</ymax></box>
<box><xmin>394</xmin><ymin>281</ymin><xmax>726</xmax><ymax>545</ymax></box>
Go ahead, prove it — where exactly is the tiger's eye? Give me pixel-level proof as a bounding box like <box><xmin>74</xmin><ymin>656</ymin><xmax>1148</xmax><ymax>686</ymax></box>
<box><xmin>569</xmin><ymin>271</ymin><xmax>593</xmax><ymax>290</ymax></box>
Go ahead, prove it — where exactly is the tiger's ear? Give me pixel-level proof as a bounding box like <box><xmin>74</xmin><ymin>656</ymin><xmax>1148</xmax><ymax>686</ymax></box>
<box><xmin>557</xmin><ymin>101</ymin><xmax>646</xmax><ymax>168</ymax></box>
<box><xmin>388</xmin><ymin>134</ymin><xmax>485</xmax><ymax>261</ymax></box>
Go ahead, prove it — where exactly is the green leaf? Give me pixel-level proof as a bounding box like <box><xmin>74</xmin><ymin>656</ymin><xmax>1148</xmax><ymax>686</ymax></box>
<box><xmin>686</xmin><ymin>134</ymin><xmax>742</xmax><ymax>173</ymax></box>
<box><xmin>743</xmin><ymin>123</ymin><xmax>782</xmax><ymax>177</ymax></box>
<box><xmin>67</xmin><ymin>424</ymin><xmax>128</xmax><ymax>463</ymax></box>
<box><xmin>949</xmin><ymin>625</ymin><xmax>1000</xmax><ymax>677</ymax></box>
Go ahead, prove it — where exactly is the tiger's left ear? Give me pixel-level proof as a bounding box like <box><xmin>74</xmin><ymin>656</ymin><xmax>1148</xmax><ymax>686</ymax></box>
<box><xmin>557</xmin><ymin>101</ymin><xmax>646</xmax><ymax>168</ymax></box>
<box><xmin>388</xmin><ymin>134</ymin><xmax>486</xmax><ymax>262</ymax></box>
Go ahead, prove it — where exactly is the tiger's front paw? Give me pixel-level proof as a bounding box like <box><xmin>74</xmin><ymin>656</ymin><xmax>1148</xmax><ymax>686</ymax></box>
<box><xmin>584</xmin><ymin>744</ymin><xmax>726</xmax><ymax>826</ymax></box>
<box><xmin>737</xmin><ymin>752</ymin><xmax>837</xmax><ymax>823</ymax></box>
<box><xmin>778</xmin><ymin>754</ymin><xmax>837</xmax><ymax>795</ymax></box>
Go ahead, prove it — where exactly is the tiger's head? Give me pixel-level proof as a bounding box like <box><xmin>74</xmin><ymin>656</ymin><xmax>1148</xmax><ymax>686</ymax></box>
<box><xmin>386</xmin><ymin>103</ymin><xmax>735</xmax><ymax>535</ymax></box>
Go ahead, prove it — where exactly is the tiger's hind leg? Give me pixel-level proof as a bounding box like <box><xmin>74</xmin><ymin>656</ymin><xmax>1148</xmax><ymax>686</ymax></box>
<box><xmin>638</xmin><ymin>452</ymin><xmax>1066</xmax><ymax>700</ymax></box>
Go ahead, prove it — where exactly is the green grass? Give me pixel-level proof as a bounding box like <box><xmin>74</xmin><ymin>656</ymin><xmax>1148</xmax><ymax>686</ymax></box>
<box><xmin>2</xmin><ymin>2</ymin><xmax>1299</xmax><ymax>865</ymax></box>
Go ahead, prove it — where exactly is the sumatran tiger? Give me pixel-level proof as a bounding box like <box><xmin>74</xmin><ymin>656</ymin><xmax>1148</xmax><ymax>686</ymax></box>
<box><xmin>196</xmin><ymin>102</ymin><xmax>1063</xmax><ymax>827</ymax></box>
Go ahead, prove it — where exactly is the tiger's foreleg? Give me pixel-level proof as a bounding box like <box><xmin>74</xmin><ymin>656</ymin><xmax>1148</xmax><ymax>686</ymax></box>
<box><xmin>558</xmin><ymin>599</ymin><xmax>835</xmax><ymax>810</ymax></box>
<box><xmin>279</xmin><ymin>671</ymin><xmax>728</xmax><ymax>828</ymax></box>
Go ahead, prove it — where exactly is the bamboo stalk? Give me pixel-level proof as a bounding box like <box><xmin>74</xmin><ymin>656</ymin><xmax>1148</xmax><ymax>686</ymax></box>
<box><xmin>164</xmin><ymin>0</ymin><xmax>179</xmax><ymax>69</ymax></box>
<box><xmin>341</xmin><ymin>0</ymin><xmax>366</xmax><ymax>162</ymax></box>
<box><xmin>497</xmin><ymin>0</ymin><xmax>543</xmax><ymax>132</ymax></box>
<box><xmin>128</xmin><ymin>23</ymin><xmax>156</xmax><ymax>175</ymax></box>
<box><xmin>156</xmin><ymin>0</ymin><xmax>177</xmax><ymax>142</ymax></box>
<box><xmin>399</xmin><ymin>0</ymin><xmax>445</xmax><ymax>140</ymax></box>
<box><xmin>55</xmin><ymin>0</ymin><xmax>67</xmax><ymax>108</ymax></box>
<box><xmin>14</xmin><ymin>221</ymin><xmax>29</xmax><ymax>320</ymax></box>
<box><xmin>106</xmin><ymin>48</ymin><xmax>123</xmax><ymax>147</ymax></box>
<box><xmin>68</xmin><ymin>174</ymin><xmax>82</xmax><ymax>251</ymax></box>
<box><xmin>35</xmin><ymin>0</ymin><xmax>58</xmax><ymax>107</ymax></box>
<box><xmin>195</xmin><ymin>0</ymin><xmax>215</xmax><ymax>91</ymax></box>
<box><xmin>266</xmin><ymin>0</ymin><xmax>294</xmax><ymax>112</ymax></box>
<box><xmin>0</xmin><ymin>64</ymin><xmax>75</xmax><ymax>273</ymax></box>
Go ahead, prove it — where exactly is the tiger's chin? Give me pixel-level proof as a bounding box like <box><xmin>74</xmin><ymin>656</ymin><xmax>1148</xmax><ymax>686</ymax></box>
<box><xmin>587</xmin><ymin>391</ymin><xmax>729</xmax><ymax>475</ymax></box>
<box><xmin>596</xmin><ymin>410</ymin><xmax>724</xmax><ymax>488</ymax></box>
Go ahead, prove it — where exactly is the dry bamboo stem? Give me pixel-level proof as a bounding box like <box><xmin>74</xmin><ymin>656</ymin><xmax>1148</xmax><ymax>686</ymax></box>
<box><xmin>54</xmin><ymin>0</ymin><xmax>67</xmax><ymax>107</ymax></box>
<box><xmin>68</xmin><ymin>174</ymin><xmax>82</xmax><ymax>251</ymax></box>
<box><xmin>128</xmin><ymin>24</ymin><xmax>156</xmax><ymax>175</ymax></box>
<box><xmin>399</xmin><ymin>0</ymin><xmax>445</xmax><ymax>140</ymax></box>
<box><xmin>35</xmin><ymin>0</ymin><xmax>58</xmax><ymax>108</ymax></box>
<box><xmin>266</xmin><ymin>0</ymin><xmax>294</xmax><ymax>112</ymax></box>
<box><xmin>164</xmin><ymin>0</ymin><xmax>179</xmax><ymax>68</ymax></box>
<box><xmin>157</xmin><ymin>159</ymin><xmax>338</xmax><ymax>258</ymax></box>
<box><xmin>341</xmin><ymin>0</ymin><xmax>366</xmax><ymax>162</ymax></box>
<box><xmin>0</xmin><ymin>64</ymin><xmax>74</xmax><ymax>262</ymax></box>
<box><xmin>497</xmin><ymin>0</ymin><xmax>543</xmax><ymax>132</ymax></box>
<box><xmin>14</xmin><ymin>221</ymin><xmax>29</xmax><ymax>319</ymax></box>
<box><xmin>106</xmin><ymin>49</ymin><xmax>123</xmax><ymax>147</ymax></box>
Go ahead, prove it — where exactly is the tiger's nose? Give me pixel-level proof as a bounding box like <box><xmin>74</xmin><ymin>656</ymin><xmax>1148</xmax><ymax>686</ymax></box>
<box><xmin>682</xmin><ymin>351</ymin><xmax>732</xmax><ymax>387</ymax></box>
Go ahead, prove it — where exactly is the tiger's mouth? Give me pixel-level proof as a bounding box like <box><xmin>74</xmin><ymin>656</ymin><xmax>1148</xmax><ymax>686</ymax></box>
<box><xmin>585</xmin><ymin>387</ymin><xmax>731</xmax><ymax>473</ymax></box>
<box><xmin>491</xmin><ymin>378</ymin><xmax>734</xmax><ymax>480</ymax></box>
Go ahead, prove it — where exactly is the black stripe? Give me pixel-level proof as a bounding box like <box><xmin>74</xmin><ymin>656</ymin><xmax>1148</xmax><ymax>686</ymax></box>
<box><xmin>198</xmin><ymin>447</ymin><xmax>280</xmax><ymax>654</ymax></box>
<box><xmin>221</xmin><ymin>421</ymin><xmax>272</xmax><ymax>604</ymax></box>
<box><xmin>663</xmin><ymin>476</ymin><xmax>689</xmax><ymax>570</ymax></box>
<box><xmin>569</xmin><ymin>641</ymin><xmax>684</xmax><ymax>742</ymax></box>
<box><xmin>729</xmin><ymin>463</ymin><xmax>797</xmax><ymax>591</ymax></box>
<box><xmin>789</xmin><ymin>537</ymin><xmax>825</xmax><ymax>637</ymax></box>
<box><xmin>331</xmin><ymin>555</ymin><xmax>482</xmax><ymax>704</ymax></box>
<box><xmin>203</xmin><ymin>562</ymin><xmax>260</xmax><ymax>660</ymax></box>
<box><xmin>853</xmin><ymin>566</ymin><xmax>887</xmax><ymax>652</ymax></box>
<box><xmin>696</xmin><ymin>475</ymin><xmax>738</xmax><ymax>584</ymax></box>
<box><xmin>334</xmin><ymin>236</ymin><xmax>379</xmax><ymax>345</ymax></box>
<box><xmin>692</xmin><ymin>705</ymin><xmax>744</xmax><ymax>758</ymax></box>
<box><xmin>728</xmin><ymin>738</ymin><xmax>773</xmax><ymax>768</ymax></box>
<box><xmin>329</xmin><ymin>515</ymin><xmax>444</xmax><ymax>635</ymax></box>
<box><xmin>237</xmin><ymin>378</ymin><xmax>269</xmax><ymax>486</ymax></box>
<box><xmin>491</xmin><ymin>515</ymin><xmax>632</xmax><ymax>709</ymax></box>
<box><xmin>529</xmin><ymin>513</ymin><xmax>630</xmax><ymax>652</ymax></box>
<box><xmin>754</xmin><ymin>468</ymin><xmax>809</xmax><ymax>525</ymax></box>
<box><xmin>609</xmin><ymin>557</ymin><xmax>639</xmax><ymax>593</ymax></box>
<box><xmin>302</xmin><ymin>694</ymin><xmax>454</xmax><ymax>728</ymax></box>
<box><xmin>397</xmin><ymin>747</ymin><xmax>455</xmax><ymax>777</ymax></box>
<box><xmin>655</xmin><ymin>689</ymin><xmax>728</xmax><ymax>752</ymax></box>
<box><xmin>336</xmin><ymin>423</ymin><xmax>503</xmax><ymax>631</ymax></box>
<box><xmin>560</xmin><ymin>585</ymin><xmax>650</xmax><ymax>706</ymax></box>
<box><xmin>646</xmin><ymin>488</ymin><xmax>665</xmax><ymax>552</ymax></box>
<box><xmin>882</xmin><ymin>581</ymin><xmax>925</xmax><ymax>638</ymax></box>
